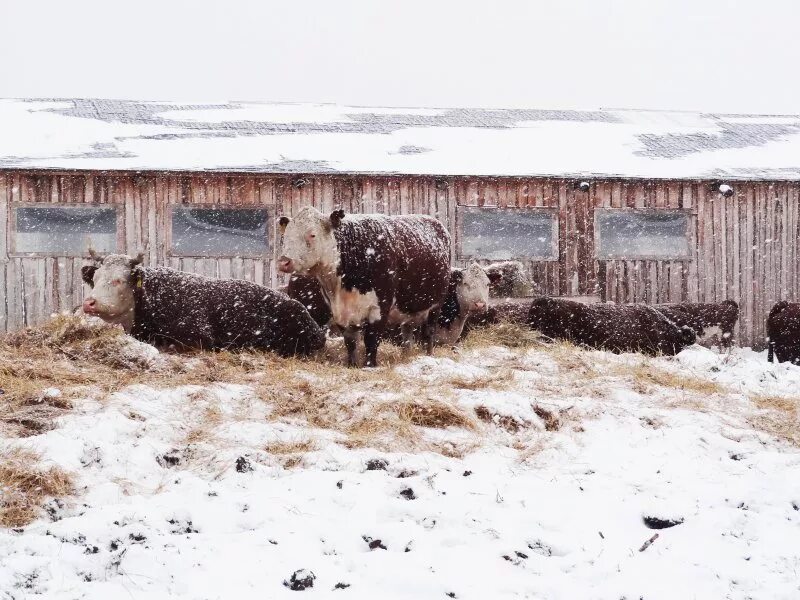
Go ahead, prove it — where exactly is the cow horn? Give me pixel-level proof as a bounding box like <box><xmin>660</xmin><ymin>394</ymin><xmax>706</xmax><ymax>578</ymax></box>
<box><xmin>87</xmin><ymin>245</ymin><xmax>103</xmax><ymax>263</ymax></box>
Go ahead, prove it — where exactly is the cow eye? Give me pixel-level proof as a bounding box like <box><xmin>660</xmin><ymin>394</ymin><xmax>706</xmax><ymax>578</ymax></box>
<box><xmin>111</xmin><ymin>278</ymin><xmax>122</xmax><ymax>286</ymax></box>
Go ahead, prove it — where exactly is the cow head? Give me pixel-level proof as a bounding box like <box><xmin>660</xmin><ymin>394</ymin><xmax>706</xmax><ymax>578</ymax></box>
<box><xmin>276</xmin><ymin>206</ymin><xmax>342</xmax><ymax>274</ymax></box>
<box><xmin>454</xmin><ymin>262</ymin><xmax>491</xmax><ymax>313</ymax></box>
<box><xmin>81</xmin><ymin>251</ymin><xmax>145</xmax><ymax>329</ymax></box>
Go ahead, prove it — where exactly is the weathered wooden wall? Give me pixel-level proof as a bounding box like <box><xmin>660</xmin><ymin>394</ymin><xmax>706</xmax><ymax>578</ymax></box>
<box><xmin>0</xmin><ymin>171</ymin><xmax>798</xmax><ymax>348</ymax></box>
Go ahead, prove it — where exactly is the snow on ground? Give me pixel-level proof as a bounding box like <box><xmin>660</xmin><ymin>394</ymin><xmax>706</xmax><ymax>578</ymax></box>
<box><xmin>1</xmin><ymin>342</ymin><xmax>800</xmax><ymax>599</ymax></box>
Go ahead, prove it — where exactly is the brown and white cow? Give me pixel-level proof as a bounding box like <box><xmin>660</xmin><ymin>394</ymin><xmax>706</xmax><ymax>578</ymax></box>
<box><xmin>81</xmin><ymin>251</ymin><xmax>325</xmax><ymax>357</ymax></box>
<box><xmin>277</xmin><ymin>207</ymin><xmax>451</xmax><ymax>367</ymax></box>
<box><xmin>652</xmin><ymin>300</ymin><xmax>739</xmax><ymax>349</ymax></box>
<box><xmin>767</xmin><ymin>301</ymin><xmax>800</xmax><ymax>364</ymax></box>
<box><xmin>526</xmin><ymin>297</ymin><xmax>696</xmax><ymax>356</ymax></box>
<box><xmin>384</xmin><ymin>263</ymin><xmax>490</xmax><ymax>347</ymax></box>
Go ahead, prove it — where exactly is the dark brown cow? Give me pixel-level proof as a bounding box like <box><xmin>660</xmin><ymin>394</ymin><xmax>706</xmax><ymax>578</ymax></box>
<box><xmin>526</xmin><ymin>297</ymin><xmax>696</xmax><ymax>355</ymax></box>
<box><xmin>483</xmin><ymin>261</ymin><xmax>531</xmax><ymax>298</ymax></box>
<box><xmin>460</xmin><ymin>297</ymin><xmax>532</xmax><ymax>339</ymax></box>
<box><xmin>82</xmin><ymin>252</ymin><xmax>325</xmax><ymax>357</ymax></box>
<box><xmin>277</xmin><ymin>207</ymin><xmax>451</xmax><ymax>367</ymax></box>
<box><xmin>652</xmin><ymin>300</ymin><xmax>739</xmax><ymax>349</ymax></box>
<box><xmin>285</xmin><ymin>273</ymin><xmax>333</xmax><ymax>328</ymax></box>
<box><xmin>767</xmin><ymin>301</ymin><xmax>800</xmax><ymax>364</ymax></box>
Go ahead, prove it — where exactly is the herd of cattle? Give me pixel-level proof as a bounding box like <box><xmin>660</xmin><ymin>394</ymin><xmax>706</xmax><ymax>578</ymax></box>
<box><xmin>78</xmin><ymin>207</ymin><xmax>800</xmax><ymax>367</ymax></box>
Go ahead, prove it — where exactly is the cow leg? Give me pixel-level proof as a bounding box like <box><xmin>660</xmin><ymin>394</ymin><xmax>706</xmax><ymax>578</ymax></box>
<box><xmin>767</xmin><ymin>341</ymin><xmax>774</xmax><ymax>363</ymax></box>
<box><xmin>399</xmin><ymin>323</ymin><xmax>415</xmax><ymax>353</ymax></box>
<box><xmin>343</xmin><ymin>328</ymin><xmax>359</xmax><ymax>367</ymax></box>
<box><xmin>363</xmin><ymin>324</ymin><xmax>381</xmax><ymax>368</ymax></box>
<box><xmin>421</xmin><ymin>309</ymin><xmax>439</xmax><ymax>356</ymax></box>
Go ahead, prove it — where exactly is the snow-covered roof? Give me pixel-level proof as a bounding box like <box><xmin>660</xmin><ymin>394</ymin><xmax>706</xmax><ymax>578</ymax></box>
<box><xmin>3</xmin><ymin>98</ymin><xmax>800</xmax><ymax>180</ymax></box>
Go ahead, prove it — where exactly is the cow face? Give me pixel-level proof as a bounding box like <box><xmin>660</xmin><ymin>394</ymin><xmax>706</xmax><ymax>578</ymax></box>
<box><xmin>456</xmin><ymin>263</ymin><xmax>490</xmax><ymax>313</ymax></box>
<box><xmin>277</xmin><ymin>206</ymin><xmax>342</xmax><ymax>274</ymax></box>
<box><xmin>81</xmin><ymin>253</ymin><xmax>144</xmax><ymax>327</ymax></box>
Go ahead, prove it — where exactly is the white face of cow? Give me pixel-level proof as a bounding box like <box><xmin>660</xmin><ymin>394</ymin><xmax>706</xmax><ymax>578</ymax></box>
<box><xmin>456</xmin><ymin>263</ymin><xmax>490</xmax><ymax>313</ymax></box>
<box><xmin>81</xmin><ymin>253</ymin><xmax>144</xmax><ymax>329</ymax></box>
<box><xmin>277</xmin><ymin>206</ymin><xmax>341</xmax><ymax>275</ymax></box>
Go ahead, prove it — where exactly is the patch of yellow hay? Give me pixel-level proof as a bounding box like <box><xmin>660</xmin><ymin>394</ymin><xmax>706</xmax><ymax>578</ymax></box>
<box><xmin>0</xmin><ymin>447</ymin><xmax>75</xmax><ymax>528</ymax></box>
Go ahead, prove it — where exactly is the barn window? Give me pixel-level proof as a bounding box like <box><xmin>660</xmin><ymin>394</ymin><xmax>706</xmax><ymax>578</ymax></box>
<box><xmin>170</xmin><ymin>206</ymin><xmax>270</xmax><ymax>257</ymax></box>
<box><xmin>458</xmin><ymin>206</ymin><xmax>558</xmax><ymax>260</ymax></box>
<box><xmin>12</xmin><ymin>205</ymin><xmax>118</xmax><ymax>255</ymax></box>
<box><xmin>595</xmin><ymin>209</ymin><xmax>690</xmax><ymax>260</ymax></box>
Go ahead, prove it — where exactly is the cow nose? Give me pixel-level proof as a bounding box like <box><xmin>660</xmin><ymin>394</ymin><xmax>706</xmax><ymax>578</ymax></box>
<box><xmin>474</xmin><ymin>301</ymin><xmax>486</xmax><ymax>311</ymax></box>
<box><xmin>278</xmin><ymin>257</ymin><xmax>294</xmax><ymax>273</ymax></box>
<box><xmin>82</xmin><ymin>298</ymin><xmax>97</xmax><ymax>312</ymax></box>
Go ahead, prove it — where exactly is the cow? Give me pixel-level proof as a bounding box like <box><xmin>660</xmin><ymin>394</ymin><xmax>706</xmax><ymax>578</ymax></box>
<box><xmin>383</xmin><ymin>263</ymin><xmax>490</xmax><ymax>347</ymax></box>
<box><xmin>285</xmin><ymin>273</ymin><xmax>333</xmax><ymax>329</ymax></box>
<box><xmin>81</xmin><ymin>251</ymin><xmax>326</xmax><ymax>357</ymax></box>
<box><xmin>276</xmin><ymin>207</ymin><xmax>451</xmax><ymax>367</ymax></box>
<box><xmin>767</xmin><ymin>301</ymin><xmax>800</xmax><ymax>364</ymax></box>
<box><xmin>460</xmin><ymin>298</ymin><xmax>532</xmax><ymax>339</ymax></box>
<box><xmin>652</xmin><ymin>300</ymin><xmax>739</xmax><ymax>349</ymax></box>
<box><xmin>526</xmin><ymin>297</ymin><xmax>696</xmax><ymax>356</ymax></box>
<box><xmin>483</xmin><ymin>261</ymin><xmax>533</xmax><ymax>298</ymax></box>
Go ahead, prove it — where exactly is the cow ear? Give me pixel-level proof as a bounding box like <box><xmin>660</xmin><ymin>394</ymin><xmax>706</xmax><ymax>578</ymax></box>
<box><xmin>329</xmin><ymin>209</ymin><xmax>346</xmax><ymax>229</ymax></box>
<box><xmin>486</xmin><ymin>271</ymin><xmax>503</xmax><ymax>284</ymax></box>
<box><xmin>129</xmin><ymin>252</ymin><xmax>145</xmax><ymax>267</ymax></box>
<box><xmin>277</xmin><ymin>216</ymin><xmax>290</xmax><ymax>234</ymax></box>
<box><xmin>451</xmin><ymin>270</ymin><xmax>464</xmax><ymax>284</ymax></box>
<box><xmin>81</xmin><ymin>265</ymin><xmax>98</xmax><ymax>287</ymax></box>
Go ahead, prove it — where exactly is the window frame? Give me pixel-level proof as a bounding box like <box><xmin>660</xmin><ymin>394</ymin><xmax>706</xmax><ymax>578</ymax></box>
<box><xmin>594</xmin><ymin>207</ymin><xmax>693</xmax><ymax>261</ymax></box>
<box><xmin>456</xmin><ymin>205</ymin><xmax>559</xmax><ymax>262</ymax></box>
<box><xmin>9</xmin><ymin>202</ymin><xmax>123</xmax><ymax>258</ymax></box>
<box><xmin>167</xmin><ymin>203</ymin><xmax>272</xmax><ymax>258</ymax></box>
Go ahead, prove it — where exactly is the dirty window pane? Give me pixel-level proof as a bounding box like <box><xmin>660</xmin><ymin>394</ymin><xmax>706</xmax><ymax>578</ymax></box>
<box><xmin>596</xmin><ymin>210</ymin><xmax>689</xmax><ymax>259</ymax></box>
<box><xmin>14</xmin><ymin>206</ymin><xmax>117</xmax><ymax>254</ymax></box>
<box><xmin>171</xmin><ymin>207</ymin><xmax>269</xmax><ymax>256</ymax></box>
<box><xmin>460</xmin><ymin>207</ymin><xmax>556</xmax><ymax>260</ymax></box>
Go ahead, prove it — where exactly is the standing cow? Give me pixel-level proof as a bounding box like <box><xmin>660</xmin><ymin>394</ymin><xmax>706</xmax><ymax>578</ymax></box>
<box><xmin>81</xmin><ymin>251</ymin><xmax>325</xmax><ymax>357</ymax></box>
<box><xmin>277</xmin><ymin>207</ymin><xmax>451</xmax><ymax>367</ymax></box>
<box><xmin>767</xmin><ymin>301</ymin><xmax>800</xmax><ymax>364</ymax></box>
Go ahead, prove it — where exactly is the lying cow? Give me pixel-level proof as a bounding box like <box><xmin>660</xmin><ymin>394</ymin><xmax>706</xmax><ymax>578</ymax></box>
<box><xmin>652</xmin><ymin>300</ymin><xmax>739</xmax><ymax>349</ymax></box>
<box><xmin>767</xmin><ymin>301</ymin><xmax>800</xmax><ymax>364</ymax></box>
<box><xmin>483</xmin><ymin>261</ymin><xmax>532</xmax><ymax>298</ymax></box>
<box><xmin>460</xmin><ymin>297</ymin><xmax>532</xmax><ymax>339</ymax></box>
<box><xmin>277</xmin><ymin>207</ymin><xmax>451</xmax><ymax>367</ymax></box>
<box><xmin>81</xmin><ymin>251</ymin><xmax>325</xmax><ymax>357</ymax></box>
<box><xmin>384</xmin><ymin>263</ymin><xmax>490</xmax><ymax>347</ymax></box>
<box><xmin>526</xmin><ymin>297</ymin><xmax>696</xmax><ymax>356</ymax></box>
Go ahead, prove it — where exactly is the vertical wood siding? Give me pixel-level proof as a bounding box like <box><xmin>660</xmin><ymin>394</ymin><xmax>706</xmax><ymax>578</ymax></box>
<box><xmin>1</xmin><ymin>171</ymin><xmax>798</xmax><ymax>349</ymax></box>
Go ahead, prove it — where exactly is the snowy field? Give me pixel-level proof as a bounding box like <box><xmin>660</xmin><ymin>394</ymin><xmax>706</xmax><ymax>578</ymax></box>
<box><xmin>1</xmin><ymin>319</ymin><xmax>800</xmax><ymax>599</ymax></box>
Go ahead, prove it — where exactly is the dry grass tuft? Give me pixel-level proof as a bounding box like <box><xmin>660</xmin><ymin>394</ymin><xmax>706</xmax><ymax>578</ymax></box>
<box><xmin>265</xmin><ymin>438</ymin><xmax>316</xmax><ymax>455</ymax></box>
<box><xmin>463</xmin><ymin>322</ymin><xmax>544</xmax><ymax>350</ymax></box>
<box><xmin>0</xmin><ymin>447</ymin><xmax>75</xmax><ymax>528</ymax></box>
<box><xmin>748</xmin><ymin>394</ymin><xmax>800</xmax><ymax>446</ymax></box>
<box><xmin>617</xmin><ymin>362</ymin><xmax>726</xmax><ymax>396</ymax></box>
<box><xmin>533</xmin><ymin>405</ymin><xmax>561</xmax><ymax>431</ymax></box>
<box><xmin>475</xmin><ymin>406</ymin><xmax>526</xmax><ymax>433</ymax></box>
<box><xmin>395</xmin><ymin>397</ymin><xmax>477</xmax><ymax>430</ymax></box>
<box><xmin>443</xmin><ymin>370</ymin><xmax>513</xmax><ymax>391</ymax></box>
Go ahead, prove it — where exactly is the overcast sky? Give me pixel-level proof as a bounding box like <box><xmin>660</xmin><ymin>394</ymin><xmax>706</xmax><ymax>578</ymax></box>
<box><xmin>2</xmin><ymin>0</ymin><xmax>799</xmax><ymax>113</ymax></box>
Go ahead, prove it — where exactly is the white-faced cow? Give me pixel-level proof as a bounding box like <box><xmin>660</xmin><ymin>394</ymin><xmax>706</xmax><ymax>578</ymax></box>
<box><xmin>81</xmin><ymin>251</ymin><xmax>325</xmax><ymax>357</ymax></box>
<box><xmin>384</xmin><ymin>263</ymin><xmax>490</xmax><ymax>347</ymax></box>
<box><xmin>767</xmin><ymin>301</ymin><xmax>800</xmax><ymax>364</ymax></box>
<box><xmin>277</xmin><ymin>207</ymin><xmax>451</xmax><ymax>367</ymax></box>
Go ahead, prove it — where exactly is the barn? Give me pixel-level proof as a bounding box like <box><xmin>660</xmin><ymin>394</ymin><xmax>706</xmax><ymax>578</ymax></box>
<box><xmin>1</xmin><ymin>98</ymin><xmax>799</xmax><ymax>347</ymax></box>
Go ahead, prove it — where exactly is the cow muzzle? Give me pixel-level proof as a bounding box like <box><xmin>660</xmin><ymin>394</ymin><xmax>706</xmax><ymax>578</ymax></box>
<box><xmin>473</xmin><ymin>301</ymin><xmax>486</xmax><ymax>311</ymax></box>
<box><xmin>277</xmin><ymin>257</ymin><xmax>295</xmax><ymax>273</ymax></box>
<box><xmin>82</xmin><ymin>298</ymin><xmax>99</xmax><ymax>315</ymax></box>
